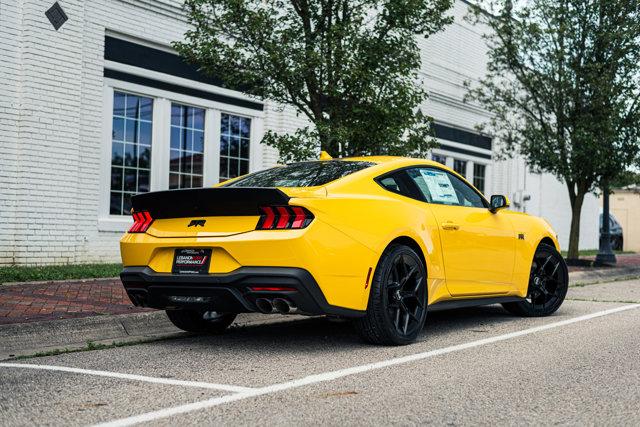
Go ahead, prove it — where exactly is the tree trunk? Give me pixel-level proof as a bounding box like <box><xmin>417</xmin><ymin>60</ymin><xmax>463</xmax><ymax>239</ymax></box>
<box><xmin>567</xmin><ymin>187</ymin><xmax>585</xmax><ymax>259</ymax></box>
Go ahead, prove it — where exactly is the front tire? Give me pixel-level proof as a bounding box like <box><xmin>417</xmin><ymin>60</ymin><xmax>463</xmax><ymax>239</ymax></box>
<box><xmin>165</xmin><ymin>309</ymin><xmax>236</xmax><ymax>334</ymax></box>
<box><xmin>354</xmin><ymin>244</ymin><xmax>428</xmax><ymax>345</ymax></box>
<box><xmin>502</xmin><ymin>243</ymin><xmax>568</xmax><ymax>317</ymax></box>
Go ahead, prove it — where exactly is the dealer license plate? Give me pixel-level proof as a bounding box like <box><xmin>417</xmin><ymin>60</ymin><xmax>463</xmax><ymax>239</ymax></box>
<box><xmin>172</xmin><ymin>248</ymin><xmax>212</xmax><ymax>275</ymax></box>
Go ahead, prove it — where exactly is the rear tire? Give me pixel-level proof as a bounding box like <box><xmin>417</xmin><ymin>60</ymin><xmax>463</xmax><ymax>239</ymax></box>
<box><xmin>354</xmin><ymin>244</ymin><xmax>428</xmax><ymax>345</ymax></box>
<box><xmin>165</xmin><ymin>309</ymin><xmax>236</xmax><ymax>334</ymax></box>
<box><xmin>502</xmin><ymin>243</ymin><xmax>568</xmax><ymax>317</ymax></box>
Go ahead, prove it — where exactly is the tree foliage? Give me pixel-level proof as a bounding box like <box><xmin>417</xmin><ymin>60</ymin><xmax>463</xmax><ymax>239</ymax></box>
<box><xmin>175</xmin><ymin>0</ymin><xmax>454</xmax><ymax>162</ymax></box>
<box><xmin>466</xmin><ymin>0</ymin><xmax>640</xmax><ymax>258</ymax></box>
<box><xmin>611</xmin><ymin>170</ymin><xmax>640</xmax><ymax>189</ymax></box>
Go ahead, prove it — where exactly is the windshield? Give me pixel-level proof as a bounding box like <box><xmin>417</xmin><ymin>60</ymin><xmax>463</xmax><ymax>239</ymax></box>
<box><xmin>224</xmin><ymin>160</ymin><xmax>375</xmax><ymax>188</ymax></box>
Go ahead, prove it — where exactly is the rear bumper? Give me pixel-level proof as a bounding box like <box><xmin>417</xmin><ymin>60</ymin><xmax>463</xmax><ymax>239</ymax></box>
<box><xmin>120</xmin><ymin>266</ymin><xmax>365</xmax><ymax>318</ymax></box>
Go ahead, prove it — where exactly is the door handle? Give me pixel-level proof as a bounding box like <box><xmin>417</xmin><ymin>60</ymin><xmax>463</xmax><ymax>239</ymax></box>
<box><xmin>441</xmin><ymin>222</ymin><xmax>460</xmax><ymax>231</ymax></box>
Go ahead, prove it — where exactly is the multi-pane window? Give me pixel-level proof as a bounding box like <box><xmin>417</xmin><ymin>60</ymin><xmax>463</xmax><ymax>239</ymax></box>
<box><xmin>453</xmin><ymin>159</ymin><xmax>467</xmax><ymax>176</ymax></box>
<box><xmin>432</xmin><ymin>154</ymin><xmax>447</xmax><ymax>165</ymax></box>
<box><xmin>105</xmin><ymin>87</ymin><xmax>260</xmax><ymax>218</ymax></box>
<box><xmin>170</xmin><ymin>103</ymin><xmax>205</xmax><ymax>189</ymax></box>
<box><xmin>219</xmin><ymin>113</ymin><xmax>251</xmax><ymax>181</ymax></box>
<box><xmin>110</xmin><ymin>91</ymin><xmax>153</xmax><ymax>215</ymax></box>
<box><xmin>473</xmin><ymin>163</ymin><xmax>486</xmax><ymax>194</ymax></box>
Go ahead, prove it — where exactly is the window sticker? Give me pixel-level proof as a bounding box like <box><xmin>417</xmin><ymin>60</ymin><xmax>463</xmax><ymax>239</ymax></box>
<box><xmin>419</xmin><ymin>169</ymin><xmax>459</xmax><ymax>204</ymax></box>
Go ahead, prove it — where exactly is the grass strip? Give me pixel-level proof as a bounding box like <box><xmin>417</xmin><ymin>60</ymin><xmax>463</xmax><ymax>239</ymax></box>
<box><xmin>561</xmin><ymin>249</ymin><xmax>634</xmax><ymax>257</ymax></box>
<box><xmin>0</xmin><ymin>264</ymin><xmax>122</xmax><ymax>284</ymax></box>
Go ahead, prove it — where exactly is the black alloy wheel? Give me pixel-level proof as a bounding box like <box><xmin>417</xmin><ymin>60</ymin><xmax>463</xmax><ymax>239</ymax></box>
<box><xmin>502</xmin><ymin>243</ymin><xmax>568</xmax><ymax>317</ymax></box>
<box><xmin>386</xmin><ymin>253</ymin><xmax>427</xmax><ymax>337</ymax></box>
<box><xmin>355</xmin><ymin>244</ymin><xmax>428</xmax><ymax>345</ymax></box>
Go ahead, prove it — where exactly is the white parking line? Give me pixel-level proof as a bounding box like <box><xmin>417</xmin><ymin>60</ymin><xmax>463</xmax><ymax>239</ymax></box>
<box><xmin>94</xmin><ymin>303</ymin><xmax>640</xmax><ymax>427</ymax></box>
<box><xmin>0</xmin><ymin>363</ymin><xmax>253</xmax><ymax>393</ymax></box>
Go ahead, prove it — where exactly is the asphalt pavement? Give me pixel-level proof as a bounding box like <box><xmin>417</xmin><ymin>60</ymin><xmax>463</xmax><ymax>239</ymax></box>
<box><xmin>1</xmin><ymin>279</ymin><xmax>639</xmax><ymax>426</ymax></box>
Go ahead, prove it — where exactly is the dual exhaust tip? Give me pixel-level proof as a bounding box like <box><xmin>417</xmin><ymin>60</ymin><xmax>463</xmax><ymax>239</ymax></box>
<box><xmin>255</xmin><ymin>297</ymin><xmax>298</xmax><ymax>314</ymax></box>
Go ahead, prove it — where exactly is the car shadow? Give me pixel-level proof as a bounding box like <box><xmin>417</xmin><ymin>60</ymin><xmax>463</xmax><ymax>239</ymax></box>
<box><xmin>163</xmin><ymin>304</ymin><xmax>520</xmax><ymax>355</ymax></box>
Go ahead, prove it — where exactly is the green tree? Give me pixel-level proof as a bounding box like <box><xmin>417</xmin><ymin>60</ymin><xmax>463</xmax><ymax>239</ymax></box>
<box><xmin>174</xmin><ymin>0</ymin><xmax>453</xmax><ymax>162</ymax></box>
<box><xmin>611</xmin><ymin>170</ymin><xmax>640</xmax><ymax>189</ymax></box>
<box><xmin>465</xmin><ymin>0</ymin><xmax>640</xmax><ymax>258</ymax></box>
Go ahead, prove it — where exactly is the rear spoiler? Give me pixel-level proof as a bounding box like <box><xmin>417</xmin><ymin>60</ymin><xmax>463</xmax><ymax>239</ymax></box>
<box><xmin>131</xmin><ymin>188</ymin><xmax>290</xmax><ymax>219</ymax></box>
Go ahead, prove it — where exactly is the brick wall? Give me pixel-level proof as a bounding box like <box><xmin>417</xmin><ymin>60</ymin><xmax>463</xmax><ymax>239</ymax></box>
<box><xmin>0</xmin><ymin>1</ymin><xmax>22</xmax><ymax>264</ymax></box>
<box><xmin>0</xmin><ymin>0</ymin><xmax>599</xmax><ymax>265</ymax></box>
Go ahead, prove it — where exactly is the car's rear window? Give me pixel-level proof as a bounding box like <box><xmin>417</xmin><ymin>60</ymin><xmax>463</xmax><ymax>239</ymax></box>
<box><xmin>224</xmin><ymin>160</ymin><xmax>375</xmax><ymax>188</ymax></box>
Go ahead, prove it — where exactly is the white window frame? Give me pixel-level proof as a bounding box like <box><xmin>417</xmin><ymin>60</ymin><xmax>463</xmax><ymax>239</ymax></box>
<box><xmin>452</xmin><ymin>158</ymin><xmax>468</xmax><ymax>177</ymax></box>
<box><xmin>99</xmin><ymin>72</ymin><xmax>265</xmax><ymax>232</ymax></box>
<box><xmin>431</xmin><ymin>144</ymin><xmax>492</xmax><ymax>196</ymax></box>
<box><xmin>471</xmin><ymin>162</ymin><xmax>488</xmax><ymax>194</ymax></box>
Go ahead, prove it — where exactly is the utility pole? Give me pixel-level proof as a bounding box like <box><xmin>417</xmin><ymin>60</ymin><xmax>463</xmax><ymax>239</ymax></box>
<box><xmin>595</xmin><ymin>180</ymin><xmax>617</xmax><ymax>266</ymax></box>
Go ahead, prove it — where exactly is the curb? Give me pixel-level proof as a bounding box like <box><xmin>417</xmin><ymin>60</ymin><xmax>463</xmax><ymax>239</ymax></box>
<box><xmin>569</xmin><ymin>267</ymin><xmax>640</xmax><ymax>286</ymax></box>
<box><xmin>0</xmin><ymin>311</ymin><xmax>178</xmax><ymax>360</ymax></box>
<box><xmin>0</xmin><ymin>311</ymin><xmax>302</xmax><ymax>360</ymax></box>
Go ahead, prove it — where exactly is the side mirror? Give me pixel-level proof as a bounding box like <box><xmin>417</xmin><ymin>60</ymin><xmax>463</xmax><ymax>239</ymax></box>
<box><xmin>490</xmin><ymin>195</ymin><xmax>510</xmax><ymax>213</ymax></box>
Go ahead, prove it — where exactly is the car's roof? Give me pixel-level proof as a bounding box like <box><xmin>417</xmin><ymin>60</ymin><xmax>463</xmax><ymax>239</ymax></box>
<box><xmin>315</xmin><ymin>155</ymin><xmax>465</xmax><ymax>186</ymax></box>
<box><xmin>332</xmin><ymin>155</ymin><xmax>441</xmax><ymax>168</ymax></box>
<box><xmin>321</xmin><ymin>155</ymin><xmax>488</xmax><ymax>203</ymax></box>
<box><xmin>328</xmin><ymin>156</ymin><xmax>455</xmax><ymax>177</ymax></box>
<box><xmin>217</xmin><ymin>155</ymin><xmax>463</xmax><ymax>190</ymax></box>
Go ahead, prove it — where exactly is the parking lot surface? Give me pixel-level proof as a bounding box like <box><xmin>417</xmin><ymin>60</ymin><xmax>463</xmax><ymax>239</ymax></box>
<box><xmin>1</xmin><ymin>279</ymin><xmax>639</xmax><ymax>426</ymax></box>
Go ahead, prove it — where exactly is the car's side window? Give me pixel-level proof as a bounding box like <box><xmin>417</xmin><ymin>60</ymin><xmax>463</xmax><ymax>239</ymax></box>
<box><xmin>406</xmin><ymin>167</ymin><xmax>486</xmax><ymax>208</ymax></box>
<box><xmin>379</xmin><ymin>176</ymin><xmax>401</xmax><ymax>192</ymax></box>
<box><xmin>377</xmin><ymin>171</ymin><xmax>419</xmax><ymax>199</ymax></box>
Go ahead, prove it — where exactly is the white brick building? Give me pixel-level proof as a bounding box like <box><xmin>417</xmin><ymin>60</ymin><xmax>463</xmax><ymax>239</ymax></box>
<box><xmin>0</xmin><ymin>0</ymin><xmax>598</xmax><ymax>266</ymax></box>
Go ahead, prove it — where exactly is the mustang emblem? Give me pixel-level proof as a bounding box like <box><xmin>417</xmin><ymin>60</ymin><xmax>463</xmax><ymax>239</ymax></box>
<box><xmin>188</xmin><ymin>219</ymin><xmax>206</xmax><ymax>227</ymax></box>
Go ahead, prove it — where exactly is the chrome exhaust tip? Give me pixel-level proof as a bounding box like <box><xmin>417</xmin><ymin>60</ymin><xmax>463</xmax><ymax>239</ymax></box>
<box><xmin>255</xmin><ymin>298</ymin><xmax>275</xmax><ymax>314</ymax></box>
<box><xmin>272</xmin><ymin>298</ymin><xmax>298</xmax><ymax>314</ymax></box>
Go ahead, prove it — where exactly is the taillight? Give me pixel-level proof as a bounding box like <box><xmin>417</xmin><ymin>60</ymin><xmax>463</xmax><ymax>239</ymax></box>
<box><xmin>256</xmin><ymin>206</ymin><xmax>314</xmax><ymax>230</ymax></box>
<box><xmin>128</xmin><ymin>211</ymin><xmax>153</xmax><ymax>233</ymax></box>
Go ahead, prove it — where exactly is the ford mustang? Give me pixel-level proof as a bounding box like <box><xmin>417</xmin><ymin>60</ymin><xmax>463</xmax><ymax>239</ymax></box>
<box><xmin>120</xmin><ymin>155</ymin><xmax>568</xmax><ymax>345</ymax></box>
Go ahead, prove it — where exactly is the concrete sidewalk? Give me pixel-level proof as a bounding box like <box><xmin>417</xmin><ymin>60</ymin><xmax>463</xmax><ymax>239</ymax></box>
<box><xmin>0</xmin><ymin>311</ymin><xmax>302</xmax><ymax>360</ymax></box>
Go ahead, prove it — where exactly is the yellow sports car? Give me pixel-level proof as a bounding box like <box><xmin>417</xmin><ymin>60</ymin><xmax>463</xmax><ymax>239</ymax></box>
<box><xmin>120</xmin><ymin>156</ymin><xmax>568</xmax><ymax>345</ymax></box>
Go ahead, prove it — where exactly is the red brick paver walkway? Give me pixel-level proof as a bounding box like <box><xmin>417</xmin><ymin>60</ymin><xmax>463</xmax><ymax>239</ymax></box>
<box><xmin>568</xmin><ymin>253</ymin><xmax>640</xmax><ymax>272</ymax></box>
<box><xmin>603</xmin><ymin>253</ymin><xmax>640</xmax><ymax>268</ymax></box>
<box><xmin>0</xmin><ymin>278</ymin><xmax>151</xmax><ymax>325</ymax></box>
